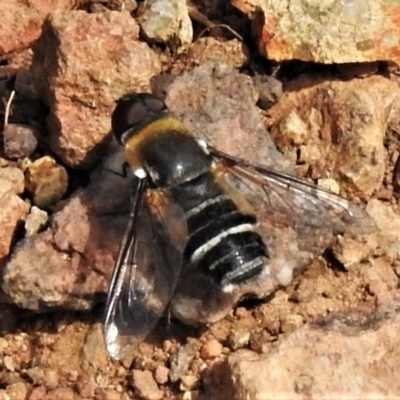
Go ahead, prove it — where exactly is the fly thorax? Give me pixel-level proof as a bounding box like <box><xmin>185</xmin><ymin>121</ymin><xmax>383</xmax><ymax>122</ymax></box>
<box><xmin>140</xmin><ymin>131</ymin><xmax>211</xmax><ymax>188</ymax></box>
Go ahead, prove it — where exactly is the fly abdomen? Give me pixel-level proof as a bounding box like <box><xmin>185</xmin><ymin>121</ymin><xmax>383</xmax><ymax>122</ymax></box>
<box><xmin>182</xmin><ymin>191</ymin><xmax>269</xmax><ymax>287</ymax></box>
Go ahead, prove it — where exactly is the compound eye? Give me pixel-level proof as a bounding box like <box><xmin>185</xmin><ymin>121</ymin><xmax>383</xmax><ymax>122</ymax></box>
<box><xmin>142</xmin><ymin>94</ymin><xmax>167</xmax><ymax>113</ymax></box>
<box><xmin>111</xmin><ymin>93</ymin><xmax>167</xmax><ymax>145</ymax></box>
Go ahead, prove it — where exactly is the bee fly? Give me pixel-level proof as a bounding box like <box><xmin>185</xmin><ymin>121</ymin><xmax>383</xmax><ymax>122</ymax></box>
<box><xmin>103</xmin><ymin>92</ymin><xmax>375</xmax><ymax>359</ymax></box>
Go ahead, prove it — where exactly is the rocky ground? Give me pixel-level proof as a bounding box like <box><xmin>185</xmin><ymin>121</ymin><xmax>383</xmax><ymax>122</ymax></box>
<box><xmin>1</xmin><ymin>1</ymin><xmax>400</xmax><ymax>399</ymax></box>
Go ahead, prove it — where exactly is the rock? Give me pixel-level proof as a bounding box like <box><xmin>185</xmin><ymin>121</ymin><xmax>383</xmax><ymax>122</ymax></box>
<box><xmin>252</xmin><ymin>74</ymin><xmax>283</xmax><ymax>110</ymax></box>
<box><xmin>154</xmin><ymin>365</ymin><xmax>169</xmax><ymax>385</ymax></box>
<box><xmin>4</xmin><ymin>382</ymin><xmax>28</xmax><ymax>400</ymax></box>
<box><xmin>26</xmin><ymin>367</ymin><xmax>59</xmax><ymax>388</ymax></box>
<box><xmin>0</xmin><ymin>166</ymin><xmax>25</xmax><ymax>196</ymax></box>
<box><xmin>216</xmin><ymin>297</ymin><xmax>400</xmax><ymax>399</ymax></box>
<box><xmin>317</xmin><ymin>178</ymin><xmax>340</xmax><ymax>195</ymax></box>
<box><xmin>6</xmin><ymin>47</ymin><xmax>34</xmax><ymax>70</ymax></box>
<box><xmin>226</xmin><ymin>318</ymin><xmax>256</xmax><ymax>351</ymax></box>
<box><xmin>280</xmin><ymin>313</ymin><xmax>304</xmax><ymax>334</ymax></box>
<box><xmin>82</xmin><ymin>323</ymin><xmax>109</xmax><ymax>368</ymax></box>
<box><xmin>76</xmin><ymin>374</ymin><xmax>98</xmax><ymax>398</ymax></box>
<box><xmin>139</xmin><ymin>0</ymin><xmax>193</xmax><ymax>52</ymax></box>
<box><xmin>361</xmin><ymin>257</ymin><xmax>398</xmax><ymax>306</ymax></box>
<box><xmin>232</xmin><ymin>0</ymin><xmax>400</xmax><ymax>64</ymax></box>
<box><xmin>3</xmin><ymin>355</ymin><xmax>15</xmax><ymax>371</ymax></box>
<box><xmin>366</xmin><ymin>199</ymin><xmax>400</xmax><ymax>261</ymax></box>
<box><xmin>331</xmin><ymin>235</ymin><xmax>374</xmax><ymax>270</ymax></box>
<box><xmin>2</xmin><ymin>124</ymin><xmax>38</xmax><ymax>159</ymax></box>
<box><xmin>0</xmin><ymin>0</ymin><xmax>76</xmax><ymax>59</ymax></box>
<box><xmin>234</xmin><ymin>307</ymin><xmax>249</xmax><ymax>319</ymax></box>
<box><xmin>0</xmin><ymin>186</ymin><xmax>30</xmax><ymax>259</ymax></box>
<box><xmin>131</xmin><ymin>370</ymin><xmax>163</xmax><ymax>400</ymax></box>
<box><xmin>182</xmin><ymin>390</ymin><xmax>200</xmax><ymax>400</ymax></box>
<box><xmin>227</xmin><ymin>328</ymin><xmax>250</xmax><ymax>351</ymax></box>
<box><xmin>179</xmin><ymin>375</ymin><xmax>198</xmax><ymax>391</ymax></box>
<box><xmin>268</xmin><ymin>75</ymin><xmax>396</xmax><ymax>197</ymax></box>
<box><xmin>1</xmin><ymin>231</ymin><xmax>98</xmax><ymax>310</ymax></box>
<box><xmin>200</xmin><ymin>339</ymin><xmax>223</xmax><ymax>360</ymax></box>
<box><xmin>24</xmin><ymin>206</ymin><xmax>48</xmax><ymax>236</ymax></box>
<box><xmin>169</xmin><ymin>340</ymin><xmax>200</xmax><ymax>383</ymax></box>
<box><xmin>28</xmin><ymin>386</ymin><xmax>47</xmax><ymax>400</ymax></box>
<box><xmin>24</xmin><ymin>156</ymin><xmax>68</xmax><ymax>209</ymax></box>
<box><xmin>87</xmin><ymin>0</ymin><xmax>138</xmax><ymax>13</ymax></box>
<box><xmin>31</xmin><ymin>10</ymin><xmax>161</xmax><ymax>167</ymax></box>
<box><xmin>1</xmin><ymin>147</ymin><xmax>132</xmax><ymax>310</ymax></box>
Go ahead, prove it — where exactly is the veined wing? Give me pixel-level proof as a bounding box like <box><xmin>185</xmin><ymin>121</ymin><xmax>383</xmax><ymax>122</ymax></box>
<box><xmin>103</xmin><ymin>177</ymin><xmax>187</xmax><ymax>360</ymax></box>
<box><xmin>209</xmin><ymin>146</ymin><xmax>375</xmax><ymax>236</ymax></box>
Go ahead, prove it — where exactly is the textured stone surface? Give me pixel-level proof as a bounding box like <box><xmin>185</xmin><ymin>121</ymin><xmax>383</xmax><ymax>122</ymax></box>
<box><xmin>0</xmin><ymin>167</ymin><xmax>29</xmax><ymax>259</ymax></box>
<box><xmin>131</xmin><ymin>370</ymin><xmax>163</xmax><ymax>400</ymax></box>
<box><xmin>139</xmin><ymin>0</ymin><xmax>193</xmax><ymax>52</ymax></box>
<box><xmin>3</xmin><ymin>124</ymin><xmax>38</xmax><ymax>159</ymax></box>
<box><xmin>232</xmin><ymin>0</ymin><xmax>400</xmax><ymax>65</ymax></box>
<box><xmin>31</xmin><ymin>10</ymin><xmax>161</xmax><ymax>167</ymax></box>
<box><xmin>0</xmin><ymin>0</ymin><xmax>76</xmax><ymax>59</ymax></box>
<box><xmin>267</xmin><ymin>75</ymin><xmax>397</xmax><ymax>198</ymax></box>
<box><xmin>218</xmin><ymin>297</ymin><xmax>400</xmax><ymax>399</ymax></box>
<box><xmin>24</xmin><ymin>156</ymin><xmax>68</xmax><ymax>209</ymax></box>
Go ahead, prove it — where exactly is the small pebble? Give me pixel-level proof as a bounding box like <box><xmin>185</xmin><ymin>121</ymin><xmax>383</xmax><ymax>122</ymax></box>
<box><xmin>24</xmin><ymin>156</ymin><xmax>68</xmax><ymax>209</ymax></box>
<box><xmin>200</xmin><ymin>339</ymin><xmax>223</xmax><ymax>360</ymax></box>
<box><xmin>280</xmin><ymin>314</ymin><xmax>304</xmax><ymax>334</ymax></box>
<box><xmin>0</xmin><ymin>337</ymin><xmax>9</xmax><ymax>352</ymax></box>
<box><xmin>162</xmin><ymin>340</ymin><xmax>172</xmax><ymax>353</ymax></box>
<box><xmin>180</xmin><ymin>375</ymin><xmax>198</xmax><ymax>391</ymax></box>
<box><xmin>131</xmin><ymin>370</ymin><xmax>163</xmax><ymax>400</ymax></box>
<box><xmin>28</xmin><ymin>386</ymin><xmax>47</xmax><ymax>400</ymax></box>
<box><xmin>182</xmin><ymin>390</ymin><xmax>200</xmax><ymax>400</ymax></box>
<box><xmin>5</xmin><ymin>382</ymin><xmax>28</xmax><ymax>400</ymax></box>
<box><xmin>169</xmin><ymin>340</ymin><xmax>200</xmax><ymax>383</ymax></box>
<box><xmin>253</xmin><ymin>74</ymin><xmax>283</xmax><ymax>110</ymax></box>
<box><xmin>3</xmin><ymin>356</ymin><xmax>14</xmax><ymax>371</ymax></box>
<box><xmin>228</xmin><ymin>329</ymin><xmax>250</xmax><ymax>350</ymax></box>
<box><xmin>76</xmin><ymin>374</ymin><xmax>97</xmax><ymax>398</ymax></box>
<box><xmin>25</xmin><ymin>206</ymin><xmax>48</xmax><ymax>236</ymax></box>
<box><xmin>234</xmin><ymin>307</ymin><xmax>248</xmax><ymax>319</ymax></box>
<box><xmin>67</xmin><ymin>370</ymin><xmax>79</xmax><ymax>382</ymax></box>
<box><xmin>154</xmin><ymin>365</ymin><xmax>169</xmax><ymax>384</ymax></box>
<box><xmin>3</xmin><ymin>123</ymin><xmax>38</xmax><ymax>159</ymax></box>
<box><xmin>0</xmin><ymin>166</ymin><xmax>25</xmax><ymax>196</ymax></box>
<box><xmin>318</xmin><ymin>178</ymin><xmax>340</xmax><ymax>194</ymax></box>
<box><xmin>30</xmin><ymin>367</ymin><xmax>59</xmax><ymax>388</ymax></box>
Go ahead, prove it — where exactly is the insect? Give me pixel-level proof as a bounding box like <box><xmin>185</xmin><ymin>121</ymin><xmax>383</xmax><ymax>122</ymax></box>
<box><xmin>103</xmin><ymin>92</ymin><xmax>375</xmax><ymax>359</ymax></box>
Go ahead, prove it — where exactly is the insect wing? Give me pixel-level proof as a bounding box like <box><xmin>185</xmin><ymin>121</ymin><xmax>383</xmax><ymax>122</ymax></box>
<box><xmin>103</xmin><ymin>178</ymin><xmax>186</xmax><ymax>360</ymax></box>
<box><xmin>209</xmin><ymin>147</ymin><xmax>375</xmax><ymax>236</ymax></box>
